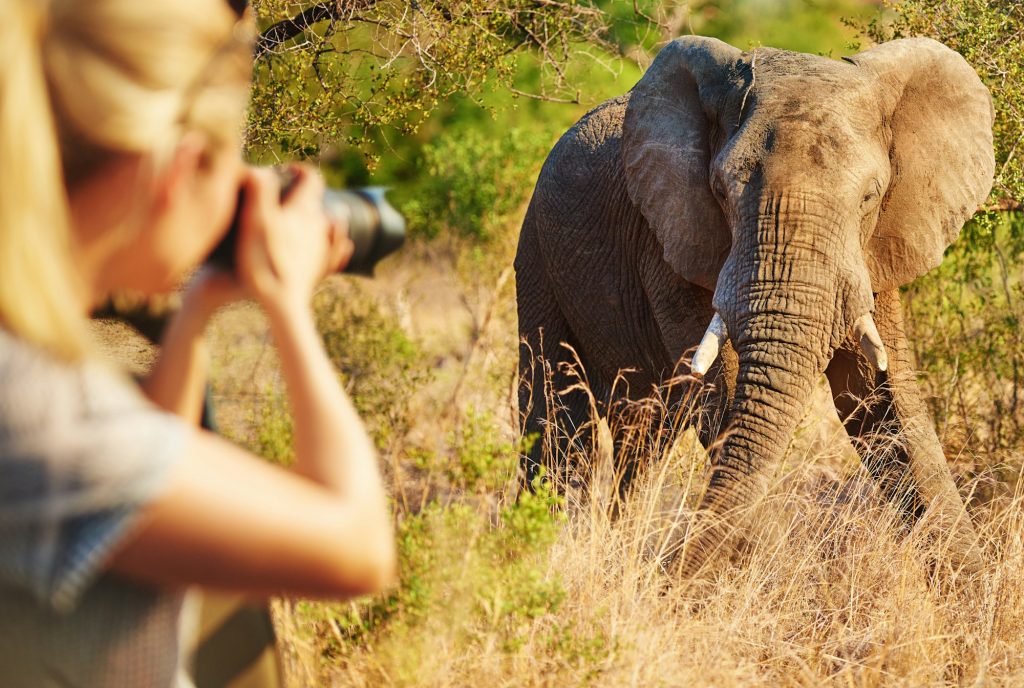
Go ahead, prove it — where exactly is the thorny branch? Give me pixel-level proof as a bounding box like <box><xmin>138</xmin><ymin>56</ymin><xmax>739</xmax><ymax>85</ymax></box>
<box><xmin>248</xmin><ymin>0</ymin><xmax>611</xmax><ymax>157</ymax></box>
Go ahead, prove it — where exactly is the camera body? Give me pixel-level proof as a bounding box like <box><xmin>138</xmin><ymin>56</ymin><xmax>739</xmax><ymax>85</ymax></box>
<box><xmin>206</xmin><ymin>180</ymin><xmax>405</xmax><ymax>277</ymax></box>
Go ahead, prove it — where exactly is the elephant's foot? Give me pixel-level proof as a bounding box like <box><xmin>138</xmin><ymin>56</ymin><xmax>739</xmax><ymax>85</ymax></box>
<box><xmin>907</xmin><ymin>469</ymin><xmax>986</xmax><ymax>578</ymax></box>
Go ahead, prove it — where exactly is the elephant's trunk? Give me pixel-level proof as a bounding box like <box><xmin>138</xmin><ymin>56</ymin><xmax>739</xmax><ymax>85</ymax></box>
<box><xmin>681</xmin><ymin>307</ymin><xmax>832</xmax><ymax>573</ymax></box>
<box><xmin>680</xmin><ymin>192</ymin><xmax>863</xmax><ymax>575</ymax></box>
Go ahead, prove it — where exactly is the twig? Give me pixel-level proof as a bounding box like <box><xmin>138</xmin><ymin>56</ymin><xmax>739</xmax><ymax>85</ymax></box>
<box><xmin>509</xmin><ymin>87</ymin><xmax>581</xmax><ymax>104</ymax></box>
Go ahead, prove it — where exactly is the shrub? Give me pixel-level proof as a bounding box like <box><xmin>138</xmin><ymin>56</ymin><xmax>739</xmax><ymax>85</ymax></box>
<box><xmin>402</xmin><ymin>126</ymin><xmax>556</xmax><ymax>241</ymax></box>
<box><xmin>251</xmin><ymin>388</ymin><xmax>294</xmax><ymax>466</ymax></box>
<box><xmin>863</xmin><ymin>2</ymin><xmax>1024</xmax><ymax>483</ymax></box>
<box><xmin>314</xmin><ymin>283</ymin><xmax>428</xmax><ymax>449</ymax></box>
<box><xmin>866</xmin><ymin>1</ymin><xmax>1024</xmax><ymax>208</ymax></box>
<box><xmin>903</xmin><ymin>212</ymin><xmax>1024</xmax><ymax>481</ymax></box>
<box><xmin>279</xmin><ymin>437</ymin><xmax>571</xmax><ymax>685</ymax></box>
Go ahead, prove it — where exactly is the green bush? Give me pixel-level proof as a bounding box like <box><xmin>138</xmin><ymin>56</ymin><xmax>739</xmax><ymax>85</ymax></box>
<box><xmin>402</xmin><ymin>126</ymin><xmax>557</xmax><ymax>241</ymax></box>
<box><xmin>314</xmin><ymin>285</ymin><xmax>428</xmax><ymax>449</ymax></box>
<box><xmin>247</xmin><ymin>1</ymin><xmax>607</xmax><ymax>162</ymax></box>
<box><xmin>243</xmin><ymin>289</ymin><xmax>581</xmax><ymax>678</ymax></box>
<box><xmin>903</xmin><ymin>212</ymin><xmax>1024</xmax><ymax>470</ymax></box>
<box><xmin>287</xmin><ymin>475</ymin><xmax>570</xmax><ymax>683</ymax></box>
<box><xmin>251</xmin><ymin>388</ymin><xmax>293</xmax><ymax>466</ymax></box>
<box><xmin>863</xmin><ymin>2</ymin><xmax>1024</xmax><ymax>479</ymax></box>
<box><xmin>439</xmin><ymin>408</ymin><xmax>524</xmax><ymax>492</ymax></box>
<box><xmin>866</xmin><ymin>1</ymin><xmax>1024</xmax><ymax>209</ymax></box>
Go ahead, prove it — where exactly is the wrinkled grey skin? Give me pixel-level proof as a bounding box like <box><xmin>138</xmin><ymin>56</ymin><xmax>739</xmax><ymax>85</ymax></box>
<box><xmin>515</xmin><ymin>36</ymin><xmax>994</xmax><ymax>576</ymax></box>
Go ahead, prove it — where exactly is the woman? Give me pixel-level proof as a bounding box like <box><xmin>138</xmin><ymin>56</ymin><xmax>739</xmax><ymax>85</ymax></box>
<box><xmin>0</xmin><ymin>1</ymin><xmax>396</xmax><ymax>685</ymax></box>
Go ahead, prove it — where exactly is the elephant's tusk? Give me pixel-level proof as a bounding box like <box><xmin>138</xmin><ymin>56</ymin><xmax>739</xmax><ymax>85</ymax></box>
<box><xmin>691</xmin><ymin>313</ymin><xmax>727</xmax><ymax>377</ymax></box>
<box><xmin>853</xmin><ymin>313</ymin><xmax>888</xmax><ymax>372</ymax></box>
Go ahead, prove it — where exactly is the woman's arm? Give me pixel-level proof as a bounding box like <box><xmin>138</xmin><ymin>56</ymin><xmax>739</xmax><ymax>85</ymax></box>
<box><xmin>139</xmin><ymin>270</ymin><xmax>239</xmax><ymax>424</ymax></box>
<box><xmin>109</xmin><ymin>395</ymin><xmax>394</xmax><ymax>597</ymax></box>
<box><xmin>108</xmin><ymin>166</ymin><xmax>395</xmax><ymax>597</ymax></box>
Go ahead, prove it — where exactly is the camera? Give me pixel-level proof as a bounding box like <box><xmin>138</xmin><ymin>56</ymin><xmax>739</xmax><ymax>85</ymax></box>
<box><xmin>206</xmin><ymin>172</ymin><xmax>405</xmax><ymax>277</ymax></box>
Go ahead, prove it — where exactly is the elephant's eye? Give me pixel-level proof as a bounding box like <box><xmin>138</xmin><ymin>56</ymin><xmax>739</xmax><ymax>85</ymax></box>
<box><xmin>861</xmin><ymin>180</ymin><xmax>882</xmax><ymax>208</ymax></box>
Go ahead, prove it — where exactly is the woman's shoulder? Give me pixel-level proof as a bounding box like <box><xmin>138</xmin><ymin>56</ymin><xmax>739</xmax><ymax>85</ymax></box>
<box><xmin>0</xmin><ymin>325</ymin><xmax>190</xmax><ymax>613</ymax></box>
<box><xmin>0</xmin><ymin>325</ymin><xmax>190</xmax><ymax>522</ymax></box>
<box><xmin>0</xmin><ymin>326</ymin><xmax>151</xmax><ymax>435</ymax></box>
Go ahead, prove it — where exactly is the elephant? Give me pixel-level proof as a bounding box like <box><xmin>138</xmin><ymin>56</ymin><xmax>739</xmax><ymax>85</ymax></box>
<box><xmin>514</xmin><ymin>35</ymin><xmax>995</xmax><ymax>576</ymax></box>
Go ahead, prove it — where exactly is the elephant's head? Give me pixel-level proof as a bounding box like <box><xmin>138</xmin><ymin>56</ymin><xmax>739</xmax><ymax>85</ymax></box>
<box><xmin>621</xmin><ymin>37</ymin><xmax>994</xmax><ymax>537</ymax></box>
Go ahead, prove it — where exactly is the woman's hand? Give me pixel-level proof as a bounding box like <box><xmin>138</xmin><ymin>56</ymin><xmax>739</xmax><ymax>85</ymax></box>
<box><xmin>236</xmin><ymin>165</ymin><xmax>354</xmax><ymax>315</ymax></box>
<box><xmin>179</xmin><ymin>265</ymin><xmax>246</xmax><ymax>319</ymax></box>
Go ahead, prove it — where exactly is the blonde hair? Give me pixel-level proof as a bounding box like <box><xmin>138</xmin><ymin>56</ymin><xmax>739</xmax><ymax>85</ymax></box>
<box><xmin>0</xmin><ymin>0</ymin><xmax>251</xmax><ymax>360</ymax></box>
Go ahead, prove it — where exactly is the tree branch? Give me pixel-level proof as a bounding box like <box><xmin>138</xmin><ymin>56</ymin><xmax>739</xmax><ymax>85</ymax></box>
<box><xmin>256</xmin><ymin>1</ymin><xmax>380</xmax><ymax>58</ymax></box>
<box><xmin>508</xmin><ymin>87</ymin><xmax>580</xmax><ymax>104</ymax></box>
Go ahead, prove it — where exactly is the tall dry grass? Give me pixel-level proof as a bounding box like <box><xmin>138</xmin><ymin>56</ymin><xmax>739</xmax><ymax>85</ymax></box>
<box><xmin>518</xmin><ymin>375</ymin><xmax>1024</xmax><ymax>686</ymax></box>
<box><xmin>271</xmin><ymin>343</ymin><xmax>1024</xmax><ymax>686</ymax></box>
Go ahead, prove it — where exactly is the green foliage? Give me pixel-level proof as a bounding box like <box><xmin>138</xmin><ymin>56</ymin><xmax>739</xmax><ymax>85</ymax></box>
<box><xmin>444</xmin><ymin>408</ymin><xmax>518</xmax><ymax>492</ymax></box>
<box><xmin>243</xmin><ymin>288</ymin><xmax>583</xmax><ymax>673</ymax></box>
<box><xmin>289</xmin><ymin>462</ymin><xmax>579</xmax><ymax>682</ymax></box>
<box><xmin>903</xmin><ymin>212</ymin><xmax>1024</xmax><ymax>467</ymax></box>
<box><xmin>241</xmin><ymin>284</ymin><xmax>427</xmax><ymax>468</ymax></box>
<box><xmin>251</xmin><ymin>388</ymin><xmax>294</xmax><ymax>466</ymax></box>
<box><xmin>402</xmin><ymin>127</ymin><xmax>554</xmax><ymax>241</ymax></box>
<box><xmin>597</xmin><ymin>0</ymin><xmax>877</xmax><ymax>56</ymax></box>
<box><xmin>249</xmin><ymin>318</ymin><xmax>583</xmax><ymax>678</ymax></box>
<box><xmin>314</xmin><ymin>285</ymin><xmax>427</xmax><ymax>448</ymax></box>
<box><xmin>688</xmin><ymin>0</ymin><xmax>877</xmax><ymax>55</ymax></box>
<box><xmin>499</xmin><ymin>478</ymin><xmax>564</xmax><ymax>551</ymax></box>
<box><xmin>380</xmin><ymin>47</ymin><xmax>639</xmax><ymax>241</ymax></box>
<box><xmin>864</xmin><ymin>2</ymin><xmax>1024</xmax><ymax>477</ymax></box>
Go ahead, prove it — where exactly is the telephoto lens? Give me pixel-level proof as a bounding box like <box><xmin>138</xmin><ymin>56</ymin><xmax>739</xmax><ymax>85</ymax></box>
<box><xmin>323</xmin><ymin>188</ymin><xmax>405</xmax><ymax>276</ymax></box>
<box><xmin>205</xmin><ymin>172</ymin><xmax>405</xmax><ymax>276</ymax></box>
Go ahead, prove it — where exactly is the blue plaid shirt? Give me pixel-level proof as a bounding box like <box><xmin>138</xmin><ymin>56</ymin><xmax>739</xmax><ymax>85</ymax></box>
<box><xmin>0</xmin><ymin>327</ymin><xmax>188</xmax><ymax>687</ymax></box>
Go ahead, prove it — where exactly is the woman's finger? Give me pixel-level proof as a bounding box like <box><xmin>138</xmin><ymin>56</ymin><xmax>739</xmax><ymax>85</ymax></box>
<box><xmin>326</xmin><ymin>220</ymin><xmax>355</xmax><ymax>275</ymax></box>
<box><xmin>241</xmin><ymin>167</ymin><xmax>281</xmax><ymax>235</ymax></box>
<box><xmin>281</xmin><ymin>163</ymin><xmax>325</xmax><ymax>209</ymax></box>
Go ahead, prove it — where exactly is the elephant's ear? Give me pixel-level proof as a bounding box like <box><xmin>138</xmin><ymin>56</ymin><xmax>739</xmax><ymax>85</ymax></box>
<box><xmin>622</xmin><ymin>36</ymin><xmax>740</xmax><ymax>291</ymax></box>
<box><xmin>846</xmin><ymin>38</ymin><xmax>995</xmax><ymax>292</ymax></box>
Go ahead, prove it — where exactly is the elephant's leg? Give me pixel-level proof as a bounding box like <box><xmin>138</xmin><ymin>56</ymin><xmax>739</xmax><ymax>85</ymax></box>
<box><xmin>517</xmin><ymin>270</ymin><xmax>600</xmax><ymax>491</ymax></box>
<box><xmin>518</xmin><ymin>332</ymin><xmax>601</xmax><ymax>489</ymax></box>
<box><xmin>824</xmin><ymin>289</ymin><xmax>983</xmax><ymax>574</ymax></box>
<box><xmin>608</xmin><ymin>340</ymin><xmax>735</xmax><ymax>499</ymax></box>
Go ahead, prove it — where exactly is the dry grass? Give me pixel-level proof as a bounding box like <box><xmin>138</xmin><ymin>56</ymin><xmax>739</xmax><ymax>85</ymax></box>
<box><xmin>538</xmin><ymin>421</ymin><xmax>1024</xmax><ymax>688</ymax></box>
<box><xmin>273</xmin><ymin>389</ymin><xmax>1024</xmax><ymax>686</ymax></box>
<box><xmin>188</xmin><ymin>239</ymin><xmax>1024</xmax><ymax>688</ymax></box>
